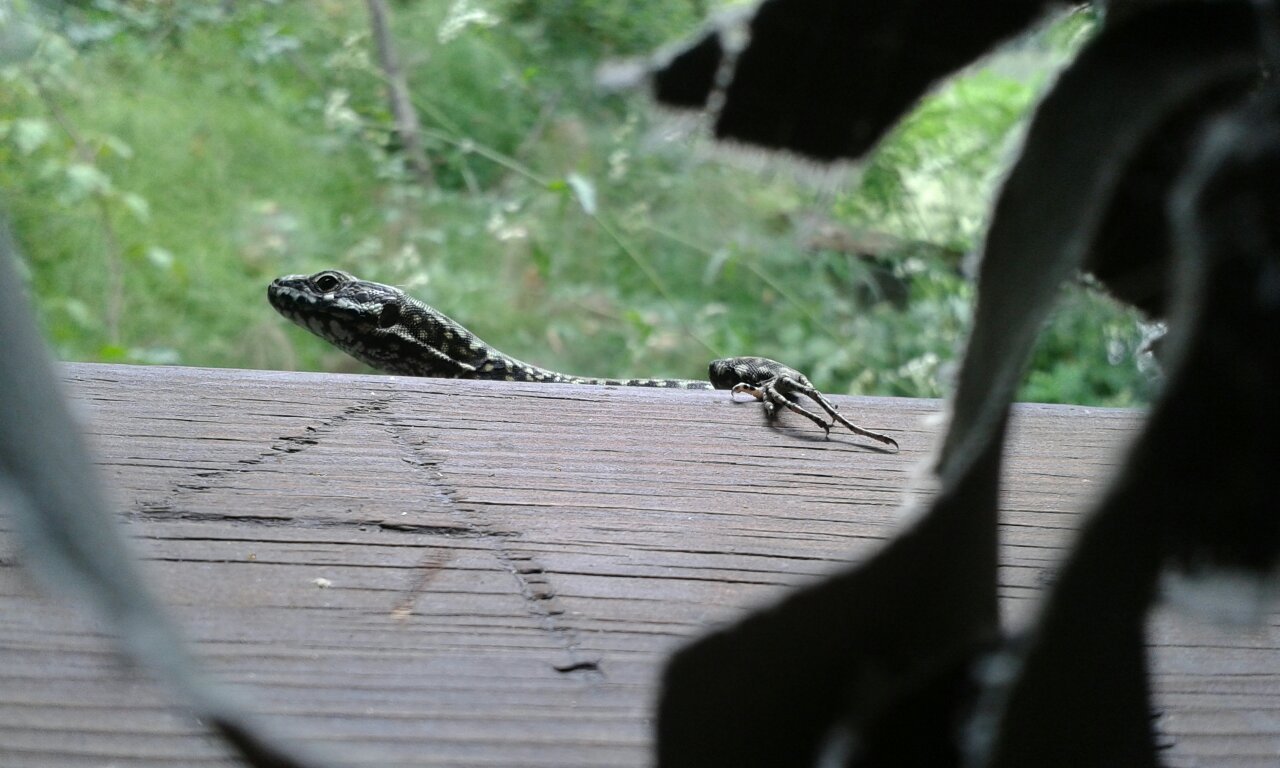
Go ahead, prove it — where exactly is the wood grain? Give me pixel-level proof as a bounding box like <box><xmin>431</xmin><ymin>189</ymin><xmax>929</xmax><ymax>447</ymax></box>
<box><xmin>0</xmin><ymin>363</ymin><xmax>1275</xmax><ymax>767</ymax></box>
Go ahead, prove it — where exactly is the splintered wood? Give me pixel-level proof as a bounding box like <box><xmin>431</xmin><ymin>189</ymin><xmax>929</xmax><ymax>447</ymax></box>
<box><xmin>0</xmin><ymin>364</ymin><xmax>1275</xmax><ymax>767</ymax></box>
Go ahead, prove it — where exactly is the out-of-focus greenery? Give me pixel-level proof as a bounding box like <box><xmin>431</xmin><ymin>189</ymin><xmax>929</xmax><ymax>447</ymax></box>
<box><xmin>0</xmin><ymin>0</ymin><xmax>1155</xmax><ymax>405</ymax></box>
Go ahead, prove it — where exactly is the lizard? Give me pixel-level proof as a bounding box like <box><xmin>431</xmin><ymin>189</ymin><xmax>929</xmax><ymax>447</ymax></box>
<box><xmin>268</xmin><ymin>269</ymin><xmax>897</xmax><ymax>449</ymax></box>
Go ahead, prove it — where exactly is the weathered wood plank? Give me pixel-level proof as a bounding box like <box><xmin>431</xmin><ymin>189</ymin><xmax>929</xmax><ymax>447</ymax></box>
<box><xmin>0</xmin><ymin>362</ymin><xmax>1275</xmax><ymax>767</ymax></box>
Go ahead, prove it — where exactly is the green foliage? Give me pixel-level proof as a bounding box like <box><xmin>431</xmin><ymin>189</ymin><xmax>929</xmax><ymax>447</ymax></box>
<box><xmin>0</xmin><ymin>1</ymin><xmax>1154</xmax><ymax>406</ymax></box>
<box><xmin>837</xmin><ymin>70</ymin><xmax>1037</xmax><ymax>252</ymax></box>
<box><xmin>507</xmin><ymin>0</ymin><xmax>712</xmax><ymax>58</ymax></box>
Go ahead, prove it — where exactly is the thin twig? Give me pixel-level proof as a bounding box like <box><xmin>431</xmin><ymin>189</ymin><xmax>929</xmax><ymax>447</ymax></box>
<box><xmin>365</xmin><ymin>0</ymin><xmax>434</xmax><ymax>186</ymax></box>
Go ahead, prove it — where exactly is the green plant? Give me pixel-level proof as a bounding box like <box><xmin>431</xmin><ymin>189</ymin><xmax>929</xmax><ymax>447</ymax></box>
<box><xmin>0</xmin><ymin>1</ymin><xmax>1153</xmax><ymax>406</ymax></box>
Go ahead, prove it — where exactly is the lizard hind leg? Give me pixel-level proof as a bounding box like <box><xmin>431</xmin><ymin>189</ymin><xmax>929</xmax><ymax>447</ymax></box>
<box><xmin>787</xmin><ymin>380</ymin><xmax>900</xmax><ymax>451</ymax></box>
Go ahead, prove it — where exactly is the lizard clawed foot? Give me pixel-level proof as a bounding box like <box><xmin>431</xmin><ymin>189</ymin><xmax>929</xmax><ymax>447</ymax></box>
<box><xmin>716</xmin><ymin>357</ymin><xmax>897</xmax><ymax>450</ymax></box>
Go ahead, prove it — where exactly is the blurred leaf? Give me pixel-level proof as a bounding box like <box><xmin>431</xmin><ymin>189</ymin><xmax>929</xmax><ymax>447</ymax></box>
<box><xmin>101</xmin><ymin>134</ymin><xmax>133</xmax><ymax>160</ymax></box>
<box><xmin>438</xmin><ymin>0</ymin><xmax>502</xmax><ymax>45</ymax></box>
<box><xmin>120</xmin><ymin>192</ymin><xmax>150</xmax><ymax>222</ymax></box>
<box><xmin>61</xmin><ymin>298</ymin><xmax>92</xmax><ymax>330</ymax></box>
<box><xmin>242</xmin><ymin>24</ymin><xmax>301</xmax><ymax>65</ymax></box>
<box><xmin>97</xmin><ymin>343</ymin><xmax>128</xmax><ymax>362</ymax></box>
<box><xmin>566</xmin><ymin>172</ymin><xmax>597</xmax><ymax>215</ymax></box>
<box><xmin>10</xmin><ymin>117</ymin><xmax>51</xmax><ymax>154</ymax></box>
<box><xmin>145</xmin><ymin>246</ymin><xmax>174</xmax><ymax>270</ymax></box>
<box><xmin>62</xmin><ymin>162</ymin><xmax>112</xmax><ymax>200</ymax></box>
<box><xmin>127</xmin><ymin>346</ymin><xmax>181</xmax><ymax>365</ymax></box>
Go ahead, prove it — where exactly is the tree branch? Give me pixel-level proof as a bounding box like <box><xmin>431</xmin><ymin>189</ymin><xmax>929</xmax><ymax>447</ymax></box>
<box><xmin>365</xmin><ymin>0</ymin><xmax>433</xmax><ymax>186</ymax></box>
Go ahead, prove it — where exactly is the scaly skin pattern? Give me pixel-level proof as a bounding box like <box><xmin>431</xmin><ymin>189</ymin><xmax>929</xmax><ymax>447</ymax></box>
<box><xmin>268</xmin><ymin>270</ymin><xmax>897</xmax><ymax>448</ymax></box>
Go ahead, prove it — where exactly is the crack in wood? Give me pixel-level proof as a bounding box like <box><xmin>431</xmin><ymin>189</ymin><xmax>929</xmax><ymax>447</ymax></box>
<box><xmin>129</xmin><ymin>395</ymin><xmax>410</xmax><ymax>539</ymax></box>
<box><xmin>391</xmin><ymin>552</ymin><xmax>450</xmax><ymax>621</ymax></box>
<box><xmin>382</xmin><ymin>414</ymin><xmax>605</xmax><ymax>681</ymax></box>
<box><xmin>128</xmin><ymin>503</ymin><xmax>486</xmax><ymax>537</ymax></box>
<box><xmin>552</xmin><ymin>659</ymin><xmax>601</xmax><ymax>674</ymax></box>
<box><xmin>183</xmin><ymin>397</ymin><xmax>395</xmax><ymax>482</ymax></box>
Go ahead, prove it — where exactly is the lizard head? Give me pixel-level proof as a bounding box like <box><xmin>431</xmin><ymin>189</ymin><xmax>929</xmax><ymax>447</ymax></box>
<box><xmin>268</xmin><ymin>269</ymin><xmax>483</xmax><ymax>378</ymax></box>
<box><xmin>267</xmin><ymin>270</ymin><xmax>407</xmax><ymax>339</ymax></box>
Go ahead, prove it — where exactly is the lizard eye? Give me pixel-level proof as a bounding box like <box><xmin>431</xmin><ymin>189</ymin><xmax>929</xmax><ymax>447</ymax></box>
<box><xmin>377</xmin><ymin>303</ymin><xmax>401</xmax><ymax>329</ymax></box>
<box><xmin>313</xmin><ymin>272</ymin><xmax>341</xmax><ymax>292</ymax></box>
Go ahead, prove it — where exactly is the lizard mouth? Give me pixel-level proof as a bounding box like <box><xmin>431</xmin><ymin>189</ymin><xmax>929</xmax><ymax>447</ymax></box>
<box><xmin>265</xmin><ymin>277</ymin><xmax>319</xmax><ymax>322</ymax></box>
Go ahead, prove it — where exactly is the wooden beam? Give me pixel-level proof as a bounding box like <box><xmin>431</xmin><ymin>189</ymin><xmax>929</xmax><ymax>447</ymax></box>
<box><xmin>0</xmin><ymin>363</ymin><xmax>1274</xmax><ymax>766</ymax></box>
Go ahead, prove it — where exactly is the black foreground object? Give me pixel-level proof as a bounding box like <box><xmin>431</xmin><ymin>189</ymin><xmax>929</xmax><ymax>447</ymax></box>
<box><xmin>648</xmin><ymin>1</ymin><xmax>1277</xmax><ymax>766</ymax></box>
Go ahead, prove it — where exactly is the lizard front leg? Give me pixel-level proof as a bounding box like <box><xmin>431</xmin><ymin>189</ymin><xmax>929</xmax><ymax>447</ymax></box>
<box><xmin>731</xmin><ymin>381</ymin><xmax>834</xmax><ymax>434</ymax></box>
<box><xmin>778</xmin><ymin>376</ymin><xmax>899</xmax><ymax>450</ymax></box>
<box><xmin>388</xmin><ymin>326</ymin><xmax>479</xmax><ymax>377</ymax></box>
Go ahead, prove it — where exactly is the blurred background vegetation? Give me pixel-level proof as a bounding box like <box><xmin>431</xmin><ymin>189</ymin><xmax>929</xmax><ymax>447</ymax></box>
<box><xmin>0</xmin><ymin>0</ymin><xmax>1156</xmax><ymax>405</ymax></box>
